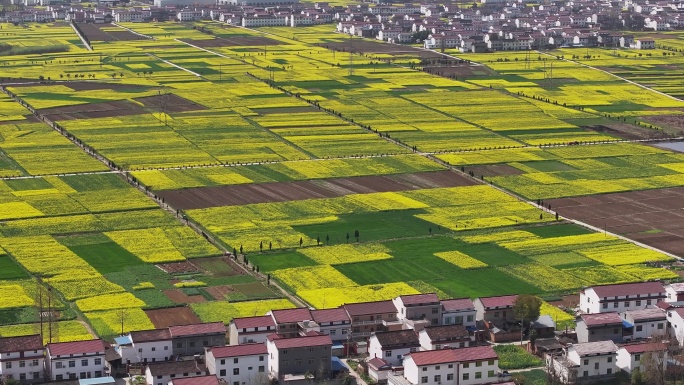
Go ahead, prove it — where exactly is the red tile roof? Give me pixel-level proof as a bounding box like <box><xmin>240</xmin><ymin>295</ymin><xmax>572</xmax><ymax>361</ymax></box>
<box><xmin>170</xmin><ymin>376</ymin><xmax>220</xmax><ymax>385</ymax></box>
<box><xmin>270</xmin><ymin>307</ymin><xmax>312</xmax><ymax>324</ymax></box>
<box><xmin>373</xmin><ymin>330</ymin><xmax>420</xmax><ymax>349</ymax></box>
<box><xmin>169</xmin><ymin>322</ymin><xmax>226</xmax><ymax>338</ymax></box>
<box><xmin>268</xmin><ymin>334</ymin><xmax>332</xmax><ymax>349</ymax></box>
<box><xmin>368</xmin><ymin>357</ymin><xmax>391</xmax><ymax>370</ymax></box>
<box><xmin>671</xmin><ymin>307</ymin><xmax>684</xmax><ymax>318</ymax></box>
<box><xmin>625</xmin><ymin>308</ymin><xmax>666</xmax><ymax>322</ymax></box>
<box><xmin>581</xmin><ymin>312</ymin><xmax>623</xmax><ymax>327</ymax></box>
<box><xmin>441</xmin><ymin>298</ymin><xmax>475</xmax><ymax>312</ymax></box>
<box><xmin>591</xmin><ymin>282</ymin><xmax>665</xmax><ymax>298</ymax></box>
<box><xmin>209</xmin><ymin>343</ymin><xmax>267</xmax><ymax>358</ymax></box>
<box><xmin>621</xmin><ymin>342</ymin><xmax>667</xmax><ymax>354</ymax></box>
<box><xmin>478</xmin><ymin>295</ymin><xmax>518</xmax><ymax>309</ymax></box>
<box><xmin>311</xmin><ymin>308</ymin><xmax>350</xmax><ymax>324</ymax></box>
<box><xmin>147</xmin><ymin>360</ymin><xmax>207</xmax><ymax>376</ymax></box>
<box><xmin>344</xmin><ymin>300</ymin><xmax>397</xmax><ymax>316</ymax></box>
<box><xmin>47</xmin><ymin>339</ymin><xmax>105</xmax><ymax>357</ymax></box>
<box><xmin>0</xmin><ymin>335</ymin><xmax>42</xmax><ymax>353</ymax></box>
<box><xmin>130</xmin><ymin>329</ymin><xmax>171</xmax><ymax>343</ymax></box>
<box><xmin>399</xmin><ymin>293</ymin><xmax>440</xmax><ymax>306</ymax></box>
<box><xmin>408</xmin><ymin>346</ymin><xmax>497</xmax><ymax>366</ymax></box>
<box><xmin>233</xmin><ymin>315</ymin><xmax>275</xmax><ymax>329</ymax></box>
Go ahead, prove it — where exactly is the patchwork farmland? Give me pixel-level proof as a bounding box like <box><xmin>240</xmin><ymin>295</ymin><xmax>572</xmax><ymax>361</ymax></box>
<box><xmin>0</xmin><ymin>20</ymin><xmax>683</xmax><ymax>346</ymax></box>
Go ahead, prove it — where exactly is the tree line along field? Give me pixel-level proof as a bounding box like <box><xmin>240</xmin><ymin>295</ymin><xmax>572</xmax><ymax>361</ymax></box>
<box><xmin>0</xmin><ymin>21</ymin><xmax>683</xmax><ymax>342</ymax></box>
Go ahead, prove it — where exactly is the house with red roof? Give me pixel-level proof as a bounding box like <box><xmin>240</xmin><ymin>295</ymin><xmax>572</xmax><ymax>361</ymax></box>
<box><xmin>169</xmin><ymin>322</ymin><xmax>226</xmax><ymax>356</ymax></box>
<box><xmin>266</xmin><ymin>333</ymin><xmax>333</xmax><ymax>381</ymax></box>
<box><xmin>266</xmin><ymin>308</ymin><xmax>313</xmax><ymax>339</ymax></box>
<box><xmin>311</xmin><ymin>308</ymin><xmax>351</xmax><ymax>342</ymax></box>
<box><xmin>576</xmin><ymin>312</ymin><xmax>624</xmax><ymax>343</ymax></box>
<box><xmin>229</xmin><ymin>315</ymin><xmax>276</xmax><ymax>345</ymax></box>
<box><xmin>621</xmin><ymin>307</ymin><xmax>666</xmax><ymax>341</ymax></box>
<box><xmin>368</xmin><ymin>330</ymin><xmax>420</xmax><ymax>366</ymax></box>
<box><xmin>393</xmin><ymin>293</ymin><xmax>442</xmax><ymax>327</ymax></box>
<box><xmin>0</xmin><ymin>334</ymin><xmax>45</xmax><ymax>383</ymax></box>
<box><xmin>548</xmin><ymin>341</ymin><xmax>618</xmax><ymax>383</ymax></box>
<box><xmin>343</xmin><ymin>300</ymin><xmax>400</xmax><ymax>339</ymax></box>
<box><xmin>145</xmin><ymin>359</ymin><xmax>207</xmax><ymax>385</ymax></box>
<box><xmin>391</xmin><ymin>346</ymin><xmax>499</xmax><ymax>385</ymax></box>
<box><xmin>205</xmin><ymin>343</ymin><xmax>268</xmax><ymax>384</ymax></box>
<box><xmin>418</xmin><ymin>325</ymin><xmax>471</xmax><ymax>351</ymax></box>
<box><xmin>440</xmin><ymin>298</ymin><xmax>476</xmax><ymax>329</ymax></box>
<box><xmin>473</xmin><ymin>295</ymin><xmax>518</xmax><ymax>324</ymax></box>
<box><xmin>45</xmin><ymin>339</ymin><xmax>107</xmax><ymax>381</ymax></box>
<box><xmin>169</xmin><ymin>375</ymin><xmax>220</xmax><ymax>385</ymax></box>
<box><xmin>616</xmin><ymin>342</ymin><xmax>667</xmax><ymax>373</ymax></box>
<box><xmin>119</xmin><ymin>328</ymin><xmax>172</xmax><ymax>364</ymax></box>
<box><xmin>579</xmin><ymin>282</ymin><xmax>666</xmax><ymax>314</ymax></box>
<box><xmin>367</xmin><ymin>357</ymin><xmax>391</xmax><ymax>384</ymax></box>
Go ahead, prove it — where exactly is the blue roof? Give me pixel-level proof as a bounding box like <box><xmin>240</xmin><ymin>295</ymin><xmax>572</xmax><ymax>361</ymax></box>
<box><xmin>114</xmin><ymin>335</ymin><xmax>132</xmax><ymax>346</ymax></box>
<box><xmin>331</xmin><ymin>356</ymin><xmax>348</xmax><ymax>372</ymax></box>
<box><xmin>622</xmin><ymin>320</ymin><xmax>634</xmax><ymax>328</ymax></box>
<box><xmin>79</xmin><ymin>377</ymin><xmax>115</xmax><ymax>385</ymax></box>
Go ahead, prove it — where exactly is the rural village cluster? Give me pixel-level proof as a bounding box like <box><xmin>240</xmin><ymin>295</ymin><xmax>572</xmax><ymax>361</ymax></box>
<box><xmin>3</xmin><ymin>0</ymin><xmax>684</xmax><ymax>380</ymax></box>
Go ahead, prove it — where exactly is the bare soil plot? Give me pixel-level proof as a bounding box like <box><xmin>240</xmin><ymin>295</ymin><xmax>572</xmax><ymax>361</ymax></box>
<box><xmin>163</xmin><ymin>289</ymin><xmax>206</xmax><ymax>304</ymax></box>
<box><xmin>77</xmin><ymin>23</ymin><xmax>147</xmax><ymax>42</ymax></box>
<box><xmin>156</xmin><ymin>261</ymin><xmax>201</xmax><ymax>275</ymax></box>
<box><xmin>639</xmin><ymin>115</ymin><xmax>684</xmax><ymax>136</ymax></box>
<box><xmin>158</xmin><ymin>170</ymin><xmax>478</xmax><ymax>210</ymax></box>
<box><xmin>466</xmin><ymin>164</ymin><xmax>525</xmax><ymax>177</ymax></box>
<box><xmin>586</xmin><ymin>123</ymin><xmax>673</xmax><ymax>140</ymax></box>
<box><xmin>318</xmin><ymin>40</ymin><xmax>443</xmax><ymax>58</ymax></box>
<box><xmin>194</xmin><ymin>257</ymin><xmax>238</xmax><ymax>277</ymax></box>
<box><xmin>548</xmin><ymin>187</ymin><xmax>684</xmax><ymax>257</ymax></box>
<box><xmin>38</xmin><ymin>100</ymin><xmax>145</xmax><ymax>120</ymax></box>
<box><xmin>205</xmin><ymin>285</ymin><xmax>236</xmax><ymax>300</ymax></box>
<box><xmin>64</xmin><ymin>82</ymin><xmax>148</xmax><ymax>92</ymax></box>
<box><xmin>134</xmin><ymin>94</ymin><xmax>207</xmax><ymax>113</ymax></box>
<box><xmin>145</xmin><ymin>307</ymin><xmax>201</xmax><ymax>328</ymax></box>
<box><xmin>181</xmin><ymin>35</ymin><xmax>282</xmax><ymax>47</ymax></box>
<box><xmin>0</xmin><ymin>115</ymin><xmax>40</xmax><ymax>125</ymax></box>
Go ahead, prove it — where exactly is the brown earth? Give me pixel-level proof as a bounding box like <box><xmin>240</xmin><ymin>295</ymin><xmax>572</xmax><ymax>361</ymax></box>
<box><xmin>181</xmin><ymin>35</ymin><xmax>282</xmax><ymax>47</ymax></box>
<box><xmin>145</xmin><ymin>307</ymin><xmax>202</xmax><ymax>329</ymax></box>
<box><xmin>64</xmin><ymin>82</ymin><xmax>148</xmax><ymax>92</ymax></box>
<box><xmin>37</xmin><ymin>100</ymin><xmax>145</xmax><ymax>121</ymax></box>
<box><xmin>156</xmin><ymin>261</ymin><xmax>201</xmax><ymax>275</ymax></box>
<box><xmin>163</xmin><ymin>289</ymin><xmax>206</xmax><ymax>304</ymax></box>
<box><xmin>205</xmin><ymin>285</ymin><xmax>236</xmax><ymax>300</ymax></box>
<box><xmin>134</xmin><ymin>94</ymin><xmax>207</xmax><ymax>112</ymax></box>
<box><xmin>77</xmin><ymin>23</ymin><xmax>147</xmax><ymax>42</ymax></box>
<box><xmin>465</xmin><ymin>164</ymin><xmax>525</xmax><ymax>178</ymax></box>
<box><xmin>157</xmin><ymin>170</ymin><xmax>478</xmax><ymax>210</ymax></box>
<box><xmin>0</xmin><ymin>115</ymin><xmax>40</xmax><ymax>125</ymax></box>
<box><xmin>587</xmin><ymin>123</ymin><xmax>676</xmax><ymax>140</ymax></box>
<box><xmin>548</xmin><ymin>187</ymin><xmax>684</xmax><ymax>257</ymax></box>
<box><xmin>639</xmin><ymin>115</ymin><xmax>684</xmax><ymax>136</ymax></box>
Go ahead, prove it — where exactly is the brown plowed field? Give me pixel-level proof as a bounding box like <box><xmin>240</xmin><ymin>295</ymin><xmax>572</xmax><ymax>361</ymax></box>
<box><xmin>134</xmin><ymin>94</ymin><xmax>207</xmax><ymax>112</ymax></box>
<box><xmin>38</xmin><ymin>100</ymin><xmax>145</xmax><ymax>120</ymax></box>
<box><xmin>158</xmin><ymin>170</ymin><xmax>478</xmax><ymax>210</ymax></box>
<box><xmin>163</xmin><ymin>289</ymin><xmax>206</xmax><ymax>304</ymax></box>
<box><xmin>466</xmin><ymin>164</ymin><xmax>524</xmax><ymax>177</ymax></box>
<box><xmin>548</xmin><ymin>187</ymin><xmax>684</xmax><ymax>257</ymax></box>
<box><xmin>181</xmin><ymin>35</ymin><xmax>282</xmax><ymax>47</ymax></box>
<box><xmin>77</xmin><ymin>23</ymin><xmax>147</xmax><ymax>42</ymax></box>
<box><xmin>145</xmin><ymin>307</ymin><xmax>202</xmax><ymax>329</ymax></box>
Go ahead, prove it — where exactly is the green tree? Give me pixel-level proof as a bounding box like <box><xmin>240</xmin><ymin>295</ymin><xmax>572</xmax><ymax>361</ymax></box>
<box><xmin>513</xmin><ymin>294</ymin><xmax>542</xmax><ymax>343</ymax></box>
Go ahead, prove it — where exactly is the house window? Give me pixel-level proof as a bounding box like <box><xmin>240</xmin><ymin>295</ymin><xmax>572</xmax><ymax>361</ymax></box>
<box><xmin>607</xmin><ymin>369</ymin><xmax>612</xmax><ymax>374</ymax></box>
<box><xmin>234</xmin><ymin>368</ymin><xmax>239</xmax><ymax>375</ymax></box>
<box><xmin>432</xmin><ymin>308</ymin><xmax>439</xmax><ymax>314</ymax></box>
<box><xmin>32</xmin><ymin>372</ymin><xmax>40</xmax><ymax>379</ymax></box>
<box><xmin>32</xmin><ymin>359</ymin><xmax>38</xmax><ymax>366</ymax></box>
<box><xmin>19</xmin><ymin>373</ymin><xmax>26</xmax><ymax>381</ymax></box>
<box><xmin>454</xmin><ymin>316</ymin><xmax>463</xmax><ymax>325</ymax></box>
<box><xmin>635</xmin><ymin>354</ymin><xmax>641</xmax><ymax>362</ymax></box>
<box><xmin>220</xmin><ymin>370</ymin><xmax>226</xmax><ymax>376</ymax></box>
<box><xmin>624</xmin><ymin>301</ymin><xmax>630</xmax><ymax>307</ymax></box>
<box><xmin>462</xmin><ymin>373</ymin><xmax>469</xmax><ymax>380</ymax></box>
<box><xmin>467</xmin><ymin>315</ymin><xmax>474</xmax><ymax>322</ymax></box>
<box><xmin>602</xmin><ymin>303</ymin><xmax>608</xmax><ymax>309</ymax></box>
<box><xmin>448</xmin><ymin>364</ymin><xmax>453</xmax><ymax>369</ymax></box>
<box><xmin>647</xmin><ymin>300</ymin><xmax>652</xmax><ymax>305</ymax></box>
<box><xmin>4</xmin><ymin>362</ymin><xmax>11</xmax><ymax>369</ymax></box>
<box><xmin>234</xmin><ymin>358</ymin><xmax>238</xmax><ymax>364</ymax></box>
<box><xmin>494</xmin><ymin>312</ymin><xmax>499</xmax><ymax>317</ymax></box>
<box><xmin>422</xmin><ymin>367</ymin><xmax>427</xmax><ymax>372</ymax></box>
<box><xmin>309</xmin><ymin>358</ymin><xmax>314</xmax><ymax>365</ymax></box>
<box><xmin>435</xmin><ymin>345</ymin><xmax>441</xmax><ymax>350</ymax></box>
<box><xmin>636</xmin><ymin>300</ymin><xmax>642</xmax><ymax>306</ymax></box>
<box><xmin>94</xmin><ymin>358</ymin><xmax>101</xmax><ymax>366</ymax></box>
<box><xmin>583</xmin><ymin>359</ymin><xmax>588</xmax><ymax>365</ymax></box>
<box><xmin>81</xmin><ymin>359</ymin><xmax>88</xmax><ymax>366</ymax></box>
<box><xmin>56</xmin><ymin>375</ymin><xmax>64</xmax><ymax>381</ymax></box>
<box><xmin>636</xmin><ymin>325</ymin><xmax>643</xmax><ymax>332</ymax></box>
<box><xmin>595</xmin><ymin>363</ymin><xmax>599</xmax><ymax>369</ymax></box>
<box><xmin>436</xmin><ymin>366</ymin><xmax>440</xmax><ymax>370</ymax></box>
<box><xmin>189</xmin><ymin>342</ymin><xmax>195</xmax><ymax>348</ymax></box>
<box><xmin>260</xmin><ymin>356</ymin><xmax>265</xmax><ymax>362</ymax></box>
<box><xmin>220</xmin><ymin>359</ymin><xmax>225</xmax><ymax>365</ymax></box>
<box><xmin>330</xmin><ymin>330</ymin><xmax>336</xmax><ymax>335</ymax></box>
<box><xmin>69</xmin><ymin>361</ymin><xmax>76</xmax><ymax>368</ymax></box>
<box><xmin>447</xmin><ymin>374</ymin><xmax>453</xmax><ymax>381</ymax></box>
<box><xmin>295</xmin><ymin>359</ymin><xmax>302</xmax><ymax>366</ymax></box>
<box><xmin>608</xmin><ymin>357</ymin><xmax>612</xmax><ymax>363</ymax></box>
<box><xmin>19</xmin><ymin>361</ymin><xmax>25</xmax><ymax>368</ymax></box>
<box><xmin>488</xmin><ymin>360</ymin><xmax>494</xmax><ymax>365</ymax></box>
<box><xmin>385</xmin><ymin>351</ymin><xmax>392</xmax><ymax>357</ymax></box>
<box><xmin>259</xmin><ymin>366</ymin><xmax>265</xmax><ymax>373</ymax></box>
<box><xmin>164</xmin><ymin>346</ymin><xmax>168</xmax><ymax>351</ymax></box>
<box><xmin>56</xmin><ymin>362</ymin><xmax>64</xmax><ymax>369</ymax></box>
<box><xmin>658</xmin><ymin>323</ymin><xmax>664</xmax><ymax>330</ymax></box>
<box><xmin>421</xmin><ymin>377</ymin><xmax>428</xmax><ymax>384</ymax></box>
<box><xmin>476</xmin><ymin>361</ymin><xmax>482</xmax><ymax>367</ymax></box>
<box><xmin>475</xmin><ymin>372</ymin><xmax>482</xmax><ymax>379</ymax></box>
<box><xmin>463</xmin><ymin>363</ymin><xmax>469</xmax><ymax>368</ymax></box>
<box><xmin>434</xmin><ymin>375</ymin><xmax>441</xmax><ymax>382</ymax></box>
<box><xmin>613</xmin><ymin>303</ymin><xmax>618</xmax><ymax>308</ymax></box>
<box><xmin>488</xmin><ymin>370</ymin><xmax>495</xmax><ymax>378</ymax></box>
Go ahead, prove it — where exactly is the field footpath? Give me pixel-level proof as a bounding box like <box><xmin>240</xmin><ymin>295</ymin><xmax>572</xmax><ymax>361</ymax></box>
<box><xmin>145</xmin><ymin>53</ymin><xmax>203</xmax><ymax>78</ymax></box>
<box><xmin>113</xmin><ymin>23</ymin><xmax>155</xmax><ymax>40</ymax></box>
<box><xmin>70</xmin><ymin>22</ymin><xmax>92</xmax><ymax>51</ymax></box>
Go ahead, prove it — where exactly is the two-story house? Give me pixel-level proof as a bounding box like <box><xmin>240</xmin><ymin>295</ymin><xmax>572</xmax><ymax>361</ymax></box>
<box><xmin>229</xmin><ymin>316</ymin><xmax>276</xmax><ymax>345</ymax></box>
<box><xmin>616</xmin><ymin>342</ymin><xmax>667</xmax><ymax>374</ymax></box>
<box><xmin>205</xmin><ymin>343</ymin><xmax>268</xmax><ymax>385</ymax></box>
<box><xmin>418</xmin><ymin>325</ymin><xmax>471</xmax><ymax>351</ymax></box>
<box><xmin>666</xmin><ymin>307</ymin><xmax>684</xmax><ymax>344</ymax></box>
<box><xmin>391</xmin><ymin>346</ymin><xmax>499</xmax><ymax>385</ymax></box>
<box><xmin>549</xmin><ymin>341</ymin><xmax>618</xmax><ymax>383</ymax></box>
<box><xmin>393</xmin><ymin>293</ymin><xmax>442</xmax><ymax>327</ymax></box>
<box><xmin>579</xmin><ymin>282</ymin><xmax>666</xmax><ymax>314</ymax></box>
<box><xmin>576</xmin><ymin>313</ymin><xmax>624</xmax><ymax>343</ymax></box>
<box><xmin>368</xmin><ymin>330</ymin><xmax>420</xmax><ymax>366</ymax></box>
<box><xmin>0</xmin><ymin>335</ymin><xmax>44</xmax><ymax>383</ymax></box>
<box><xmin>267</xmin><ymin>308</ymin><xmax>313</xmax><ymax>339</ymax></box>
<box><xmin>169</xmin><ymin>323</ymin><xmax>226</xmax><ymax>356</ymax></box>
<box><xmin>145</xmin><ymin>360</ymin><xmax>207</xmax><ymax>385</ymax></box>
<box><xmin>344</xmin><ymin>301</ymin><xmax>400</xmax><ymax>339</ymax></box>
<box><xmin>311</xmin><ymin>308</ymin><xmax>351</xmax><ymax>342</ymax></box>
<box><xmin>266</xmin><ymin>333</ymin><xmax>332</xmax><ymax>381</ymax></box>
<box><xmin>124</xmin><ymin>329</ymin><xmax>172</xmax><ymax>364</ymax></box>
<box><xmin>45</xmin><ymin>339</ymin><xmax>107</xmax><ymax>381</ymax></box>
<box><xmin>621</xmin><ymin>308</ymin><xmax>666</xmax><ymax>341</ymax></box>
<box><xmin>441</xmin><ymin>298</ymin><xmax>476</xmax><ymax>329</ymax></box>
<box><xmin>169</xmin><ymin>376</ymin><xmax>220</xmax><ymax>385</ymax></box>
<box><xmin>474</xmin><ymin>295</ymin><xmax>518</xmax><ymax>324</ymax></box>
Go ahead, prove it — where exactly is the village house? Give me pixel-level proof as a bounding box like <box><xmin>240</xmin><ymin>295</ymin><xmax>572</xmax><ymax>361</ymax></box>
<box><xmin>368</xmin><ymin>330</ymin><xmax>420</xmax><ymax>366</ymax></box>
<box><xmin>576</xmin><ymin>313</ymin><xmax>624</xmax><ymax>344</ymax></box>
<box><xmin>548</xmin><ymin>341</ymin><xmax>618</xmax><ymax>384</ymax></box>
<box><xmin>229</xmin><ymin>315</ymin><xmax>276</xmax><ymax>345</ymax></box>
<box><xmin>621</xmin><ymin>307</ymin><xmax>666</xmax><ymax>341</ymax></box>
<box><xmin>205</xmin><ymin>343</ymin><xmax>268</xmax><ymax>384</ymax></box>
<box><xmin>169</xmin><ymin>376</ymin><xmax>220</xmax><ymax>385</ymax></box>
<box><xmin>145</xmin><ymin>360</ymin><xmax>208</xmax><ymax>385</ymax></box>
<box><xmin>0</xmin><ymin>334</ymin><xmax>45</xmax><ymax>383</ymax></box>
<box><xmin>344</xmin><ymin>300</ymin><xmax>401</xmax><ymax>339</ymax></box>
<box><xmin>266</xmin><ymin>333</ymin><xmax>333</xmax><ymax>381</ymax></box>
<box><xmin>390</xmin><ymin>346</ymin><xmax>500</xmax><ymax>385</ymax></box>
<box><xmin>311</xmin><ymin>308</ymin><xmax>351</xmax><ymax>342</ymax></box>
<box><xmin>116</xmin><ymin>329</ymin><xmax>172</xmax><ymax>364</ymax></box>
<box><xmin>616</xmin><ymin>342</ymin><xmax>667</xmax><ymax>374</ymax></box>
<box><xmin>169</xmin><ymin>322</ymin><xmax>227</xmax><ymax>356</ymax></box>
<box><xmin>267</xmin><ymin>308</ymin><xmax>313</xmax><ymax>338</ymax></box>
<box><xmin>45</xmin><ymin>339</ymin><xmax>107</xmax><ymax>381</ymax></box>
<box><xmin>367</xmin><ymin>357</ymin><xmax>392</xmax><ymax>384</ymax></box>
<box><xmin>664</xmin><ymin>282</ymin><xmax>684</xmax><ymax>303</ymax></box>
<box><xmin>579</xmin><ymin>282</ymin><xmax>666</xmax><ymax>314</ymax></box>
<box><xmin>440</xmin><ymin>298</ymin><xmax>476</xmax><ymax>329</ymax></box>
<box><xmin>666</xmin><ymin>307</ymin><xmax>684</xmax><ymax>344</ymax></box>
<box><xmin>474</xmin><ymin>295</ymin><xmax>518</xmax><ymax>324</ymax></box>
<box><xmin>418</xmin><ymin>325</ymin><xmax>471</xmax><ymax>351</ymax></box>
<box><xmin>393</xmin><ymin>293</ymin><xmax>442</xmax><ymax>328</ymax></box>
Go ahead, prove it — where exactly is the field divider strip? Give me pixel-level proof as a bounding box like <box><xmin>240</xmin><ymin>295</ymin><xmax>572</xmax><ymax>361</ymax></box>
<box><xmin>70</xmin><ymin>22</ymin><xmax>92</xmax><ymax>51</ymax></box>
<box><xmin>146</xmin><ymin>53</ymin><xmax>203</xmax><ymax>78</ymax></box>
<box><xmin>113</xmin><ymin>23</ymin><xmax>155</xmax><ymax>40</ymax></box>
